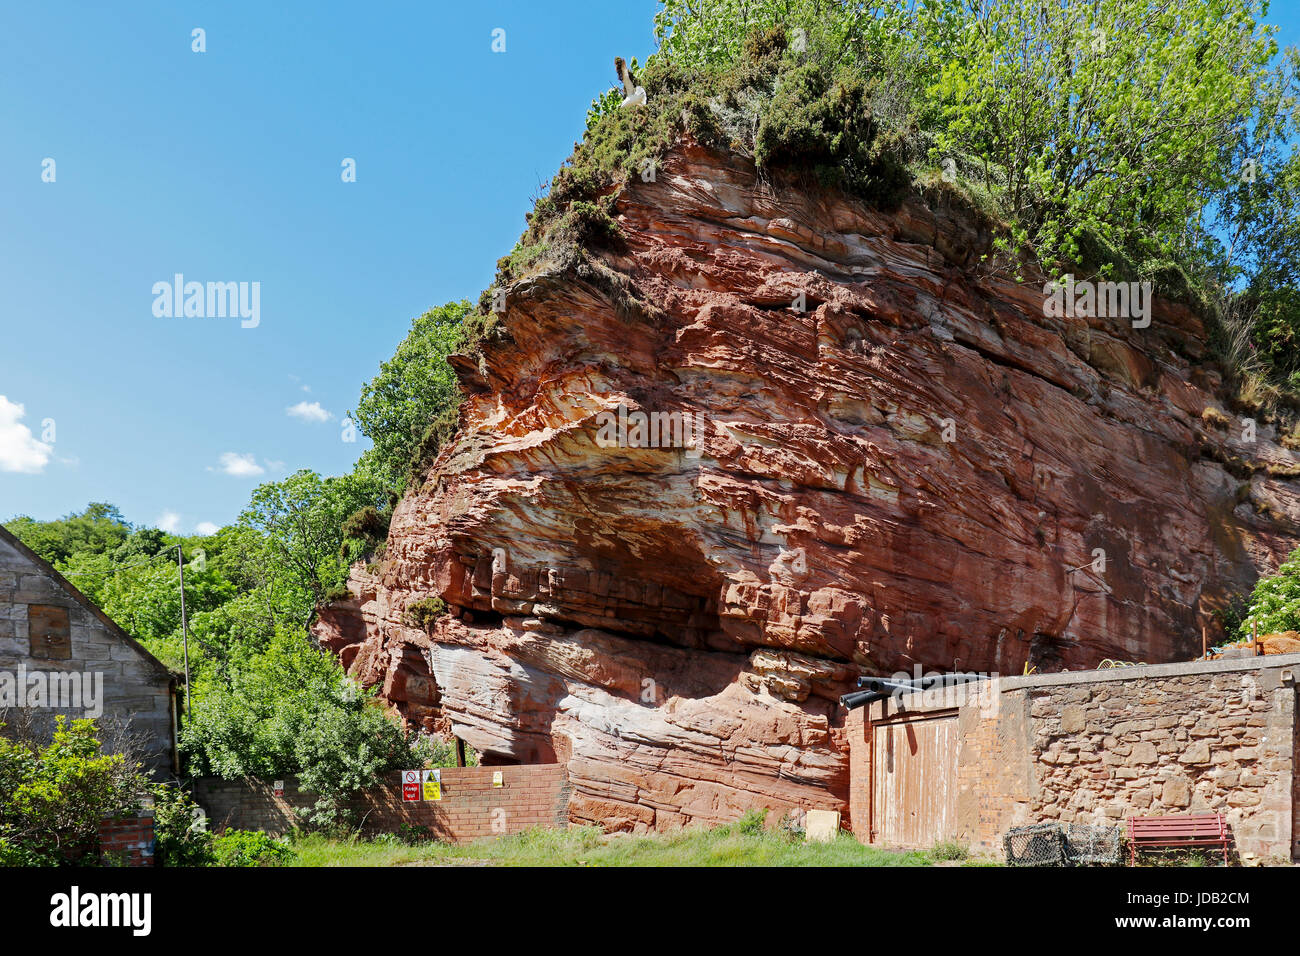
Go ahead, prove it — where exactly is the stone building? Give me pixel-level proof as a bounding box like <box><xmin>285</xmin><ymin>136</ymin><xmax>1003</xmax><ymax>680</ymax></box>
<box><xmin>0</xmin><ymin>526</ymin><xmax>177</xmax><ymax>774</ymax></box>
<box><xmin>847</xmin><ymin>654</ymin><xmax>1300</xmax><ymax>862</ymax></box>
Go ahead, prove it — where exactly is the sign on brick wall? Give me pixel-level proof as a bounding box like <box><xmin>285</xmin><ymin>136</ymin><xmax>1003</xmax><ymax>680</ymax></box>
<box><xmin>422</xmin><ymin>769</ymin><xmax>441</xmax><ymax>801</ymax></box>
<box><xmin>402</xmin><ymin>769</ymin><xmax>421</xmax><ymax>801</ymax></box>
<box><xmin>194</xmin><ymin>765</ymin><xmax>571</xmax><ymax>843</ymax></box>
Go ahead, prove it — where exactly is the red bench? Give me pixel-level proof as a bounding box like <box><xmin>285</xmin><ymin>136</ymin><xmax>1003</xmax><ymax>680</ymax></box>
<box><xmin>1127</xmin><ymin>813</ymin><xmax>1229</xmax><ymax>866</ymax></box>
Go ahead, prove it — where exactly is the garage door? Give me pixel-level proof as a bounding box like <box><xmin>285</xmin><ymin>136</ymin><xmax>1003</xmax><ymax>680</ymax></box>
<box><xmin>871</xmin><ymin>711</ymin><xmax>959</xmax><ymax>848</ymax></box>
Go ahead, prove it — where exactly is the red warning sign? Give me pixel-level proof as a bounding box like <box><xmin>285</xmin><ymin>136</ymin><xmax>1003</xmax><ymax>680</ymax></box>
<box><xmin>401</xmin><ymin>769</ymin><xmax>421</xmax><ymax>801</ymax></box>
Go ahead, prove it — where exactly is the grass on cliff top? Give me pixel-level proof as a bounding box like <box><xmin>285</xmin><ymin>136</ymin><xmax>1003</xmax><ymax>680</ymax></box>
<box><xmin>288</xmin><ymin>823</ymin><xmax>987</xmax><ymax>868</ymax></box>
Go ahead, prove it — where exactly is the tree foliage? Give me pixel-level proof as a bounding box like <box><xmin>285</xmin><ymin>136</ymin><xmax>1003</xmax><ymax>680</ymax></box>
<box><xmin>0</xmin><ymin>718</ymin><xmax>147</xmax><ymax>866</ymax></box>
<box><xmin>351</xmin><ymin>299</ymin><xmax>470</xmax><ymax>492</ymax></box>
<box><xmin>239</xmin><ymin>467</ymin><xmax>388</xmax><ymax>608</ymax></box>
<box><xmin>3</xmin><ymin>476</ymin><xmax>420</xmax><ymax>827</ymax></box>
<box><xmin>5</xmin><ymin>503</ymin><xmax>132</xmax><ymax>566</ymax></box>
<box><xmin>179</xmin><ymin>628</ymin><xmax>431</xmax><ymax>828</ymax></box>
<box><xmin>1240</xmin><ymin>547</ymin><xmax>1300</xmax><ymax>637</ymax></box>
<box><xmin>642</xmin><ymin>1</ymin><xmax>1300</xmax><ymax>387</ymax></box>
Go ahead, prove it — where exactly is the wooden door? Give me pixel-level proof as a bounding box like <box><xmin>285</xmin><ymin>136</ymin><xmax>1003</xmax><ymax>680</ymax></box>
<box><xmin>871</xmin><ymin>711</ymin><xmax>959</xmax><ymax>848</ymax></box>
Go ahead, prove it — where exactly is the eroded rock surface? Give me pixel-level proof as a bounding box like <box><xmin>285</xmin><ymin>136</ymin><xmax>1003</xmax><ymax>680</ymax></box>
<box><xmin>315</xmin><ymin>138</ymin><xmax>1300</xmax><ymax>830</ymax></box>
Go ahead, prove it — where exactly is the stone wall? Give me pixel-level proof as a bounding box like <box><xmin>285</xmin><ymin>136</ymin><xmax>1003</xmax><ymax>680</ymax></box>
<box><xmin>850</xmin><ymin>654</ymin><xmax>1300</xmax><ymax>861</ymax></box>
<box><xmin>0</xmin><ymin>529</ymin><xmax>175</xmax><ymax>774</ymax></box>
<box><xmin>194</xmin><ymin>765</ymin><xmax>571</xmax><ymax>842</ymax></box>
<box><xmin>1015</xmin><ymin>662</ymin><xmax>1296</xmax><ymax>861</ymax></box>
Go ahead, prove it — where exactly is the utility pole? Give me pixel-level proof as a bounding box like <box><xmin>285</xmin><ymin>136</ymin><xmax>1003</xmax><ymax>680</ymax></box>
<box><xmin>177</xmin><ymin>544</ymin><xmax>191</xmax><ymax>715</ymax></box>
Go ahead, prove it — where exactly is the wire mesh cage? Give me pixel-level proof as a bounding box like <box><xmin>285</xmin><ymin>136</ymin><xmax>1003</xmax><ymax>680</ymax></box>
<box><xmin>1063</xmin><ymin>823</ymin><xmax>1121</xmax><ymax>865</ymax></box>
<box><xmin>1004</xmin><ymin>822</ymin><xmax>1067</xmax><ymax>866</ymax></box>
<box><xmin>1004</xmin><ymin>822</ymin><xmax>1123</xmax><ymax>866</ymax></box>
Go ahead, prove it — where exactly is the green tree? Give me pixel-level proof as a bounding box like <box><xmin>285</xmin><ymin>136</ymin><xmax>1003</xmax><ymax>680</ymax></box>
<box><xmin>1235</xmin><ymin>148</ymin><xmax>1300</xmax><ymax>382</ymax></box>
<box><xmin>95</xmin><ymin>559</ymin><xmax>236</xmax><ymax>647</ymax></box>
<box><xmin>4</xmin><ymin>503</ymin><xmax>132</xmax><ymax>565</ymax></box>
<box><xmin>655</xmin><ymin>0</ymin><xmax>1292</xmax><ymax>280</ymax></box>
<box><xmin>351</xmin><ymin>299</ymin><xmax>469</xmax><ymax>491</ymax></box>
<box><xmin>238</xmin><ymin>469</ymin><xmax>387</xmax><ymax>608</ymax></box>
<box><xmin>179</xmin><ymin>628</ymin><xmax>428</xmax><ymax>827</ymax></box>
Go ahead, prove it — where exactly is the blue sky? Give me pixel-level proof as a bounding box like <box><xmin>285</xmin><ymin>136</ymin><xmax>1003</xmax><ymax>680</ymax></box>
<box><xmin>0</xmin><ymin>0</ymin><xmax>660</xmax><ymax>532</ymax></box>
<box><xmin>0</xmin><ymin>1</ymin><xmax>1296</xmax><ymax>533</ymax></box>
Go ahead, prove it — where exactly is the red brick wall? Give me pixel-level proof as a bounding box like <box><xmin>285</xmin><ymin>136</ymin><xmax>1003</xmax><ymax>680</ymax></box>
<box><xmin>954</xmin><ymin>690</ymin><xmax>1035</xmax><ymax>852</ymax></box>
<box><xmin>194</xmin><ymin>765</ymin><xmax>571</xmax><ymax>842</ymax></box>
<box><xmin>845</xmin><ymin>706</ymin><xmax>869</xmax><ymax>839</ymax></box>
<box><xmin>98</xmin><ymin>815</ymin><xmax>155</xmax><ymax>866</ymax></box>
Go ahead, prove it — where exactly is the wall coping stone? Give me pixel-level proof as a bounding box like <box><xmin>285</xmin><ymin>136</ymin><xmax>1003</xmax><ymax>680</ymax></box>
<box><xmin>876</xmin><ymin>653</ymin><xmax>1300</xmax><ymax>717</ymax></box>
<box><xmin>995</xmin><ymin>652</ymin><xmax>1300</xmax><ymax>692</ymax></box>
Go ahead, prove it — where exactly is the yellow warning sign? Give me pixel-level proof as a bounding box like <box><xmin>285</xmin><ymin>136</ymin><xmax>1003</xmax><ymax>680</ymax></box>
<box><xmin>423</xmin><ymin>768</ymin><xmax>441</xmax><ymax>801</ymax></box>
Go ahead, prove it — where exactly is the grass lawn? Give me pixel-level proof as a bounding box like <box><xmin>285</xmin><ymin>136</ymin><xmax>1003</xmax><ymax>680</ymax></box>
<box><xmin>287</xmin><ymin>821</ymin><xmax>996</xmax><ymax>867</ymax></box>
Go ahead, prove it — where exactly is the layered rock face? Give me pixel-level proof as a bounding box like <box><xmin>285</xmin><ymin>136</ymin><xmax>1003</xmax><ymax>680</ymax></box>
<box><xmin>316</xmin><ymin>137</ymin><xmax>1300</xmax><ymax>830</ymax></box>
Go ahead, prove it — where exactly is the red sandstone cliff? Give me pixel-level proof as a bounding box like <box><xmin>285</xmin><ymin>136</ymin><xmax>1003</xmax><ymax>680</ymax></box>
<box><xmin>315</xmin><ymin>137</ymin><xmax>1300</xmax><ymax>831</ymax></box>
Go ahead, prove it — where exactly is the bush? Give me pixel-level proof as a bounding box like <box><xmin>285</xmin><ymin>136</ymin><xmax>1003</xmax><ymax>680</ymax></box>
<box><xmin>754</xmin><ymin>63</ymin><xmax>908</xmax><ymax>205</ymax></box>
<box><xmin>211</xmin><ymin>829</ymin><xmax>294</xmax><ymax>867</ymax></box>
<box><xmin>340</xmin><ymin>505</ymin><xmax>391</xmax><ymax>567</ymax></box>
<box><xmin>1240</xmin><ymin>547</ymin><xmax>1300</xmax><ymax>637</ymax></box>
<box><xmin>0</xmin><ymin>717</ymin><xmax>147</xmax><ymax>866</ymax></box>
<box><xmin>151</xmin><ymin>784</ymin><xmax>216</xmax><ymax>867</ymax></box>
<box><xmin>405</xmin><ymin>597</ymin><xmax>448</xmax><ymax>630</ymax></box>
<box><xmin>180</xmin><ymin>629</ymin><xmax>434</xmax><ymax>829</ymax></box>
<box><xmin>406</xmin><ymin>402</ymin><xmax>464</xmax><ymax>489</ymax></box>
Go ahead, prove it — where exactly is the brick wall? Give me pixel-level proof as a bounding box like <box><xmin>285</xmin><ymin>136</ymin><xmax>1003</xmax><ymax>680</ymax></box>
<box><xmin>98</xmin><ymin>815</ymin><xmax>156</xmax><ymax>867</ymax></box>
<box><xmin>194</xmin><ymin>765</ymin><xmax>571</xmax><ymax>842</ymax></box>
<box><xmin>955</xmin><ymin>689</ymin><xmax>1037</xmax><ymax>846</ymax></box>
<box><xmin>850</xmin><ymin>655</ymin><xmax>1300</xmax><ymax>861</ymax></box>
<box><xmin>844</xmin><ymin>705</ymin><xmax>868</xmax><ymax>837</ymax></box>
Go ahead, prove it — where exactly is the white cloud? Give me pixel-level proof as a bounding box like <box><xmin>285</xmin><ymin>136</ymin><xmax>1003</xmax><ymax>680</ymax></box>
<box><xmin>156</xmin><ymin>511</ymin><xmax>181</xmax><ymax>533</ymax></box>
<box><xmin>286</xmin><ymin>400</ymin><xmax>333</xmax><ymax>423</ymax></box>
<box><xmin>195</xmin><ymin>521</ymin><xmax>220</xmax><ymax>536</ymax></box>
<box><xmin>0</xmin><ymin>395</ymin><xmax>53</xmax><ymax>474</ymax></box>
<box><xmin>216</xmin><ymin>452</ymin><xmax>265</xmax><ymax>478</ymax></box>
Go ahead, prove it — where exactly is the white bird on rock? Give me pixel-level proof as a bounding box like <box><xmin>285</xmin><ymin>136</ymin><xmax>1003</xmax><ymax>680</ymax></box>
<box><xmin>616</xmin><ymin>57</ymin><xmax>646</xmax><ymax>108</ymax></box>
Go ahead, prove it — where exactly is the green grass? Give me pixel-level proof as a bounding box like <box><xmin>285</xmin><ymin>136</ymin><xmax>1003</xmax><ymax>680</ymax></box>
<box><xmin>287</xmin><ymin>824</ymin><xmax>977</xmax><ymax>868</ymax></box>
